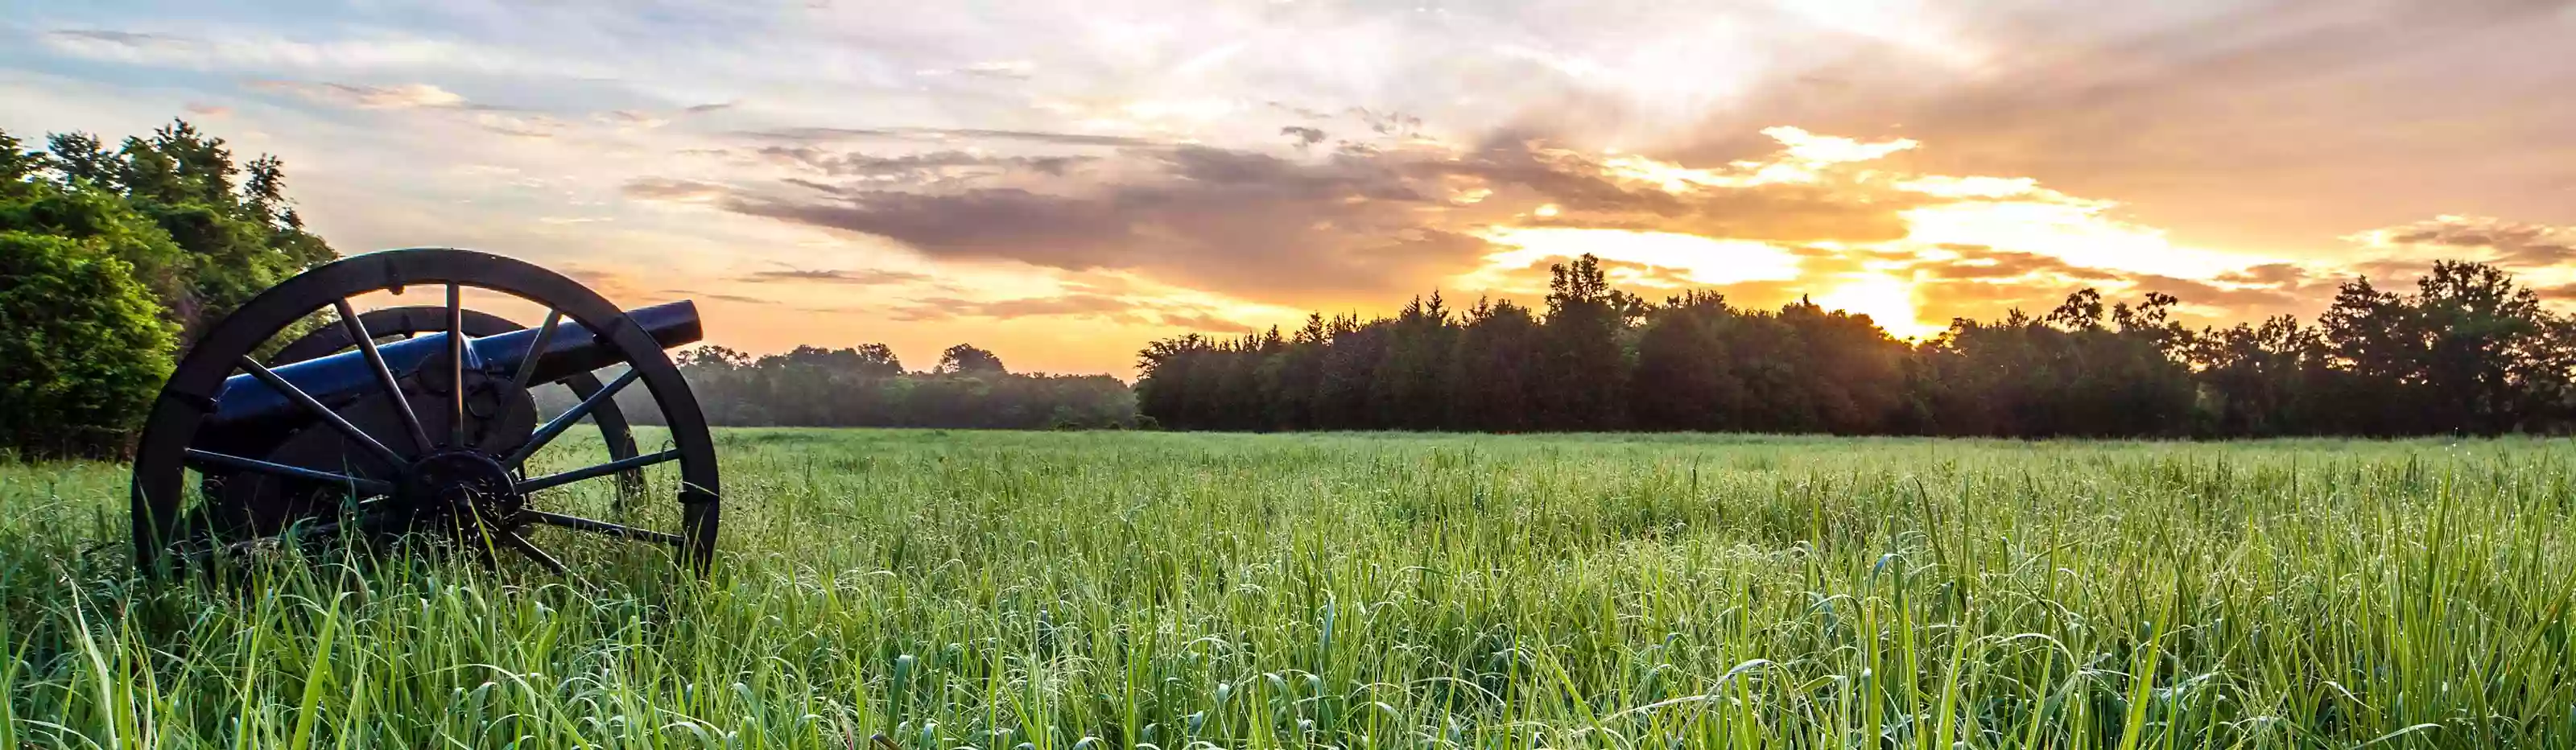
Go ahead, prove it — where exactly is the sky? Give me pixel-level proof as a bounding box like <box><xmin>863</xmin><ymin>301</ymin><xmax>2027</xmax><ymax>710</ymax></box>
<box><xmin>5</xmin><ymin>0</ymin><xmax>2574</xmax><ymax>375</ymax></box>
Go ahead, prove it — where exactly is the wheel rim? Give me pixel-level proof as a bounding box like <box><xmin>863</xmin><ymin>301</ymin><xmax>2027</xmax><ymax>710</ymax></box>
<box><xmin>130</xmin><ymin>247</ymin><xmax>720</xmax><ymax>575</ymax></box>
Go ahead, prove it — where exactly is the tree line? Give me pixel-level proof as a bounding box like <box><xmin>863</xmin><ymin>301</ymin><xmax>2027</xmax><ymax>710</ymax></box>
<box><xmin>583</xmin><ymin>343</ymin><xmax>1138</xmax><ymax>431</ymax></box>
<box><xmin>1136</xmin><ymin>254</ymin><xmax>2576</xmax><ymax>438</ymax></box>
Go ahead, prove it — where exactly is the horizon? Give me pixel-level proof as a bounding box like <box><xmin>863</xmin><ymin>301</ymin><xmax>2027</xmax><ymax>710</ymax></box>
<box><xmin>7</xmin><ymin>1</ymin><xmax>2573</xmax><ymax>376</ymax></box>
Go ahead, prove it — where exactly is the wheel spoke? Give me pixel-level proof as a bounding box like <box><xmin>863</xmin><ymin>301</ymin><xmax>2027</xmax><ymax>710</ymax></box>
<box><xmin>336</xmin><ymin>299</ymin><xmax>431</xmax><ymax>455</ymax></box>
<box><xmin>497</xmin><ymin>530</ymin><xmax>569</xmax><ymax>575</ymax></box>
<box><xmin>513</xmin><ymin>310</ymin><xmax>564</xmax><ymax>391</ymax></box>
<box><xmin>184</xmin><ymin>448</ymin><xmax>395</xmax><ymax>496</ymax></box>
<box><xmin>446</xmin><ymin>282</ymin><xmax>468</xmax><ymax>449</ymax></box>
<box><xmin>504</xmin><ymin>368</ymin><xmax>642</xmax><ymax>468</ymax></box>
<box><xmin>514</xmin><ymin>509</ymin><xmax>685</xmax><ymax>546</ymax></box>
<box><xmin>518</xmin><ymin>448</ymin><xmax>679</xmax><ymax>494</ymax></box>
<box><xmin>236</xmin><ymin>355</ymin><xmax>407</xmax><ymax>471</ymax></box>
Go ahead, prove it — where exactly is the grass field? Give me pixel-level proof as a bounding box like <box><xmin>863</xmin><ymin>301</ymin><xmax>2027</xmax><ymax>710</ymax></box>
<box><xmin>4</xmin><ymin>430</ymin><xmax>2575</xmax><ymax>748</ymax></box>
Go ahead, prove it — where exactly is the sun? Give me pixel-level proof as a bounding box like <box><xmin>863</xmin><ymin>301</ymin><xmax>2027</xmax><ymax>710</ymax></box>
<box><xmin>1810</xmin><ymin>274</ymin><xmax>1938</xmax><ymax>341</ymax></box>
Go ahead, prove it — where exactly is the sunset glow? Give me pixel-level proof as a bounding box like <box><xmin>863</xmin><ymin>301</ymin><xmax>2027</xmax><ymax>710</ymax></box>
<box><xmin>1476</xmin><ymin>228</ymin><xmax>1804</xmax><ymax>288</ymax></box>
<box><xmin>8</xmin><ymin>1</ymin><xmax>2566</xmax><ymax>374</ymax></box>
<box><xmin>1811</xmin><ymin>274</ymin><xmax>1936</xmax><ymax>341</ymax></box>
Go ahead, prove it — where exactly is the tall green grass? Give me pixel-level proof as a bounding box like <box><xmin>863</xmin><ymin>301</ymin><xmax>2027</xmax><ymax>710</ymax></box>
<box><xmin>3</xmin><ymin>431</ymin><xmax>2573</xmax><ymax>748</ymax></box>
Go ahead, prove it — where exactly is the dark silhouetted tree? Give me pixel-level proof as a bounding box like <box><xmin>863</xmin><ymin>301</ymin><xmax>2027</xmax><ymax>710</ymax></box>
<box><xmin>938</xmin><ymin>343</ymin><xmax>1006</xmax><ymax>375</ymax></box>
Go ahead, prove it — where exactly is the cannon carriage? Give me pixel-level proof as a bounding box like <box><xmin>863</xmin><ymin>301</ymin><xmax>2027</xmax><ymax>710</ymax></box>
<box><xmin>130</xmin><ymin>248</ymin><xmax>721</xmax><ymax>575</ymax></box>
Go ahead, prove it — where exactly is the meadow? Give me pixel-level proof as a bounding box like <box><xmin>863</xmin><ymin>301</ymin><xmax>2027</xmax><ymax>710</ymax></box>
<box><xmin>2</xmin><ymin>429</ymin><xmax>2574</xmax><ymax>748</ymax></box>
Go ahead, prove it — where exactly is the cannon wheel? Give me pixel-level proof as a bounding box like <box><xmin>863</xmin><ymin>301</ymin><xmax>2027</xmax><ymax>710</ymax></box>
<box><xmin>131</xmin><ymin>248</ymin><xmax>720</xmax><ymax>576</ymax></box>
<box><xmin>265</xmin><ymin>306</ymin><xmax>647</xmax><ymax>504</ymax></box>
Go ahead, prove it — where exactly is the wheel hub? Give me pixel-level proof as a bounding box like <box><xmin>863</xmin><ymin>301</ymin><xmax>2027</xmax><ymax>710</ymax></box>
<box><xmin>395</xmin><ymin>451</ymin><xmax>524</xmax><ymax>534</ymax></box>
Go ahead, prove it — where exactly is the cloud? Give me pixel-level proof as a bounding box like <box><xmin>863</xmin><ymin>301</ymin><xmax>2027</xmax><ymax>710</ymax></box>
<box><xmin>1155</xmin><ymin>311</ymin><xmax>1256</xmax><ymax>333</ymax></box>
<box><xmin>1763</xmin><ymin>126</ymin><xmax>1918</xmax><ymax>164</ymax></box>
<box><xmin>701</xmin><ymin>293</ymin><xmax>778</xmax><ymax>305</ymax></box>
<box><xmin>727</xmin><ymin>188</ymin><xmax>1140</xmax><ymax>268</ymax></box>
<box><xmin>40</xmin><ymin>27</ymin><xmax>581</xmax><ymax>77</ymax></box>
<box><xmin>742</xmin><ymin>127</ymin><xmax>1168</xmax><ymax>148</ymax></box>
<box><xmin>894</xmin><ymin>294</ymin><xmax>1134</xmax><ymax>321</ymax></box>
<box><xmin>473</xmin><ymin>113</ymin><xmax>568</xmax><ymax>138</ymax></box>
<box><xmin>683</xmin><ymin>101</ymin><xmax>738</xmax><ymax>114</ymax></box>
<box><xmin>2347</xmin><ymin>216</ymin><xmax>2576</xmax><ymax>270</ymax></box>
<box><xmin>950</xmin><ymin>60</ymin><xmax>1036</xmax><ymax>79</ymax></box>
<box><xmin>43</xmin><ymin>29</ymin><xmax>184</xmax><ymax>47</ymax></box>
<box><xmin>1917</xmin><ymin>248</ymin><xmax>2122</xmax><ymax>282</ymax></box>
<box><xmin>38</xmin><ymin>28</ymin><xmax>197</xmax><ymax>61</ymax></box>
<box><xmin>2124</xmin><ymin>274</ymin><xmax>2303</xmax><ymax>312</ymax></box>
<box><xmin>1480</xmin><ymin>254</ymin><xmax>1705</xmax><ymax>291</ymax></box>
<box><xmin>887</xmin><ymin>292</ymin><xmax>1253</xmax><ymax>332</ymax></box>
<box><xmin>242</xmin><ymin>79</ymin><xmax>609</xmax><ymax>141</ymax></box>
<box><xmin>1891</xmin><ymin>242</ymin><xmax>2351</xmax><ymax>328</ymax></box>
<box><xmin>719</xmin><ymin>179</ymin><xmax>1495</xmax><ymax>306</ymax></box>
<box><xmin>1431</xmin><ymin>137</ymin><xmax>1930</xmax><ymax>243</ymax></box>
<box><xmin>621</xmin><ymin>178</ymin><xmax>732</xmax><ymax>202</ymax></box>
<box><xmin>598</xmin><ymin>109</ymin><xmax>671</xmax><ymax>129</ymax></box>
<box><xmin>749</xmin><ymin>146</ymin><xmax>1092</xmax><ymax>183</ymax></box>
<box><xmin>183</xmin><ymin>101</ymin><xmax>233</xmax><ymax>117</ymax></box>
<box><xmin>2213</xmin><ymin>263</ymin><xmax>2316</xmax><ymax>287</ymax></box>
<box><xmin>249</xmin><ymin>80</ymin><xmax>485</xmax><ymax>109</ymax></box>
<box><xmin>737</xmin><ymin>268</ymin><xmax>933</xmax><ymax>285</ymax></box>
<box><xmin>1268</xmin><ymin>102</ymin><xmax>1337</xmax><ymax>121</ymax></box>
<box><xmin>1660</xmin><ymin>0</ymin><xmax>2576</xmax><ymax>255</ymax></box>
<box><xmin>646</xmin><ymin>125</ymin><xmax>2063</xmax><ymax>307</ymax></box>
<box><xmin>243</xmin><ymin>80</ymin><xmax>584</xmax><ymax>141</ymax></box>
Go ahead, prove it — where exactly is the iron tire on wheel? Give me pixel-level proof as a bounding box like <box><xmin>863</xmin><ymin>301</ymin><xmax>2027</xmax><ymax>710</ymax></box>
<box><xmin>130</xmin><ymin>248</ymin><xmax>720</xmax><ymax>576</ymax></box>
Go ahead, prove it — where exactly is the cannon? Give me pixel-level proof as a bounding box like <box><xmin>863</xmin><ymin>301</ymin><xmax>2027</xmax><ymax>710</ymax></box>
<box><xmin>130</xmin><ymin>248</ymin><xmax>721</xmax><ymax>575</ymax></box>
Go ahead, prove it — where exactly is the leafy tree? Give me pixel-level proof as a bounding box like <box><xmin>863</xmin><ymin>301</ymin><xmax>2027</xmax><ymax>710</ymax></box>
<box><xmin>1445</xmin><ymin>297</ymin><xmax>1541</xmax><ymax>431</ymax></box>
<box><xmin>1262</xmin><ymin>316</ymin><xmax>1328</xmax><ymax>429</ymax></box>
<box><xmin>1373</xmin><ymin>293</ymin><xmax>1455</xmax><ymax>430</ymax></box>
<box><xmin>1780</xmin><ymin>299</ymin><xmax>1909</xmax><ymax>434</ymax></box>
<box><xmin>0</xmin><ymin>130</ymin><xmax>40</xmax><ymax>183</ymax></box>
<box><xmin>2316</xmin><ymin>262</ymin><xmax>2571</xmax><ymax>434</ymax></box>
<box><xmin>1914</xmin><ymin>290</ymin><xmax>2197</xmax><ymax>437</ymax></box>
<box><xmin>0</xmin><ymin>163</ymin><xmax>189</xmax><ymax>310</ymax></box>
<box><xmin>41</xmin><ymin>132</ymin><xmax>117</xmax><ymax>187</ymax></box>
<box><xmin>0</xmin><ymin>229</ymin><xmax>176</xmax><ymax>457</ymax></box>
<box><xmin>37</xmin><ymin>120</ymin><xmax>337</xmax><ymax>343</ymax></box>
<box><xmin>1314</xmin><ymin>314</ymin><xmax>1389</xmax><ymax>428</ymax></box>
<box><xmin>1629</xmin><ymin>291</ymin><xmax>1741</xmax><ymax>431</ymax></box>
<box><xmin>2413</xmin><ymin>262</ymin><xmax>2563</xmax><ymax>433</ymax></box>
<box><xmin>937</xmin><ymin>343</ymin><xmax>1006</xmax><ymax>375</ymax></box>
<box><xmin>1</xmin><ymin>119</ymin><xmax>334</xmax><ymax>456</ymax></box>
<box><xmin>1538</xmin><ymin>254</ymin><xmax>1640</xmax><ymax>430</ymax></box>
<box><xmin>1136</xmin><ymin>335</ymin><xmax>1212</xmax><ymax>428</ymax></box>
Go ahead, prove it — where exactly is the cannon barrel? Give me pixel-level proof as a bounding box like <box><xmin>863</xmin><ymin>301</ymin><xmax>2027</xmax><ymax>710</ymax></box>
<box><xmin>202</xmin><ymin>301</ymin><xmax>701</xmax><ymax>440</ymax></box>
